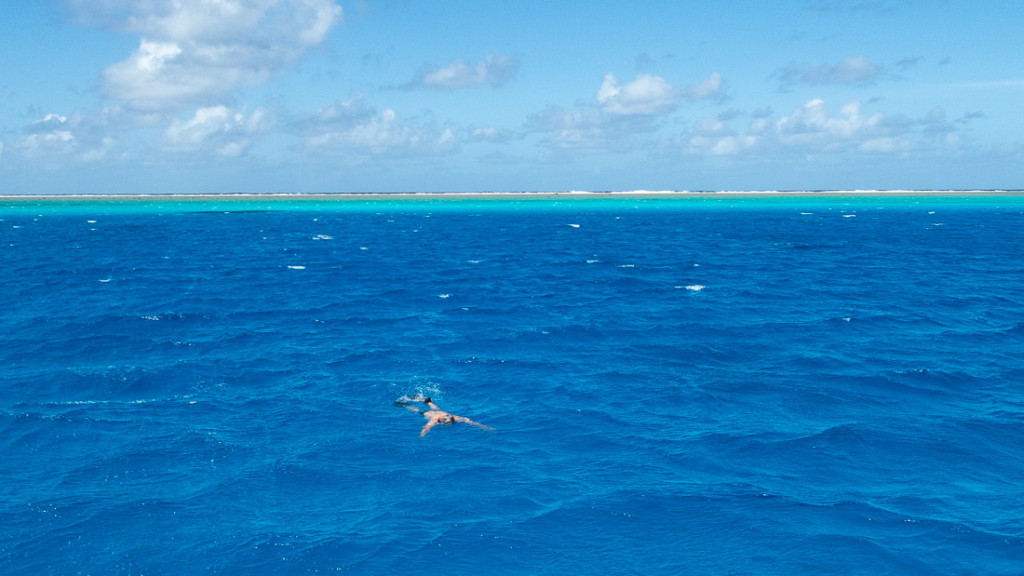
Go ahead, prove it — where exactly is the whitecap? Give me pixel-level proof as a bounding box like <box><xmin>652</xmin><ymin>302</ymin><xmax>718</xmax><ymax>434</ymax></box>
<box><xmin>140</xmin><ymin>315</ymin><xmax>161</xmax><ymax>321</ymax></box>
<box><xmin>685</xmin><ymin>285</ymin><xmax>706</xmax><ymax>292</ymax></box>
<box><xmin>312</xmin><ymin>234</ymin><xmax>333</xmax><ymax>240</ymax></box>
<box><xmin>843</xmin><ymin>214</ymin><xmax>857</xmax><ymax>218</ymax></box>
<box><xmin>87</xmin><ymin>220</ymin><xmax>97</xmax><ymax>224</ymax></box>
<box><xmin>359</xmin><ymin>246</ymin><xmax>368</xmax><ymax>251</ymax></box>
<box><xmin>287</xmin><ymin>265</ymin><xmax>306</xmax><ymax>270</ymax></box>
<box><xmin>586</xmin><ymin>259</ymin><xmax>599</xmax><ymax>264</ymax></box>
<box><xmin>568</xmin><ymin>223</ymin><xmax>580</xmax><ymax>228</ymax></box>
<box><xmin>619</xmin><ymin>264</ymin><xmax>635</xmax><ymax>268</ymax></box>
<box><xmin>438</xmin><ymin>293</ymin><xmax>451</xmax><ymax>299</ymax></box>
<box><xmin>99</xmin><ymin>278</ymin><xmax>112</xmax><ymax>283</ymax></box>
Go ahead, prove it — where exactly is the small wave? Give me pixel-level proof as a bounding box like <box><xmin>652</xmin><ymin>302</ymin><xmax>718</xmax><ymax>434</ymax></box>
<box><xmin>685</xmin><ymin>285</ymin><xmax>706</xmax><ymax>292</ymax></box>
<box><xmin>38</xmin><ymin>398</ymin><xmax>157</xmax><ymax>407</ymax></box>
<box><xmin>287</xmin><ymin>265</ymin><xmax>306</xmax><ymax>270</ymax></box>
<box><xmin>1004</xmin><ymin>322</ymin><xmax>1024</xmax><ymax>337</ymax></box>
<box><xmin>312</xmin><ymin>234</ymin><xmax>333</xmax><ymax>240</ymax></box>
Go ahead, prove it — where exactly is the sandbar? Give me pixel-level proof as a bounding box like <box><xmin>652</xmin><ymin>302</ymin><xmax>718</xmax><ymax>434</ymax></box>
<box><xmin>1</xmin><ymin>189</ymin><xmax>1022</xmax><ymax>203</ymax></box>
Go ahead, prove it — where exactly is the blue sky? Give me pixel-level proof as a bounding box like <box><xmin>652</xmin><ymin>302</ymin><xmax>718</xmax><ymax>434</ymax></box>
<box><xmin>1</xmin><ymin>0</ymin><xmax>1022</xmax><ymax>194</ymax></box>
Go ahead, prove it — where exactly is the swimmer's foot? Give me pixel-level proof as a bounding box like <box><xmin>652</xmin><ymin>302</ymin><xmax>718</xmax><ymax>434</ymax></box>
<box><xmin>410</xmin><ymin>393</ymin><xmax>430</xmax><ymax>403</ymax></box>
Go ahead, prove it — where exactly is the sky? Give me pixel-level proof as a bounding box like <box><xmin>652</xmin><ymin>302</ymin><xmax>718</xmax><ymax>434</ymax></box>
<box><xmin>1</xmin><ymin>0</ymin><xmax>1022</xmax><ymax>194</ymax></box>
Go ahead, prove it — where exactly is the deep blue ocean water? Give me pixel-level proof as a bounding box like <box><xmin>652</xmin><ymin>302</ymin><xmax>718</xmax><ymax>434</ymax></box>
<box><xmin>1</xmin><ymin>194</ymin><xmax>1023</xmax><ymax>575</ymax></box>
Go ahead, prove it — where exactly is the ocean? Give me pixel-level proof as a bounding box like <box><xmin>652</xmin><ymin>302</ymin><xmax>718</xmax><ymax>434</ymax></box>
<box><xmin>1</xmin><ymin>193</ymin><xmax>1022</xmax><ymax>575</ymax></box>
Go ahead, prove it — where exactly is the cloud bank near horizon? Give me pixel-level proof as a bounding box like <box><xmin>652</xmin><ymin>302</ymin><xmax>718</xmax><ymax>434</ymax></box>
<box><xmin>1</xmin><ymin>1</ymin><xmax>1019</xmax><ymax>192</ymax></box>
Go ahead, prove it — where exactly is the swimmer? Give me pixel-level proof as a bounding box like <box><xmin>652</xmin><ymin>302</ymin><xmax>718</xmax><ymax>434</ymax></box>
<box><xmin>397</xmin><ymin>394</ymin><xmax>494</xmax><ymax>437</ymax></box>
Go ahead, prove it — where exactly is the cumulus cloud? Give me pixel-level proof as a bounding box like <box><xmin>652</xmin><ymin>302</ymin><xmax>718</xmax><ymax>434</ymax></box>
<box><xmin>679</xmin><ymin>72</ymin><xmax>725</xmax><ymax>100</ymax></box>
<box><xmin>468</xmin><ymin>127</ymin><xmax>515</xmax><ymax>143</ymax></box>
<box><xmin>527</xmin><ymin>106</ymin><xmax>634</xmax><ymax>151</ymax></box>
<box><xmin>297</xmin><ymin>96</ymin><xmax>459</xmax><ymax>157</ymax></box>
<box><xmin>774</xmin><ymin>98</ymin><xmax>883</xmax><ymax>146</ymax></box>
<box><xmin>16</xmin><ymin>111</ymin><xmax>126</xmax><ymax>161</ymax></box>
<box><xmin>68</xmin><ymin>0</ymin><xmax>343</xmax><ymax>109</ymax></box>
<box><xmin>164</xmin><ymin>106</ymin><xmax>268</xmax><ymax>156</ymax></box>
<box><xmin>402</xmin><ymin>54</ymin><xmax>519</xmax><ymax>90</ymax></box>
<box><xmin>20</xmin><ymin>114</ymin><xmax>78</xmax><ymax>157</ymax></box>
<box><xmin>674</xmin><ymin>98</ymin><xmax>960</xmax><ymax>157</ymax></box>
<box><xmin>777</xmin><ymin>56</ymin><xmax>881</xmax><ymax>86</ymax></box>
<box><xmin>597</xmin><ymin>72</ymin><xmax>723</xmax><ymax>115</ymax></box>
<box><xmin>530</xmin><ymin>71</ymin><xmax>723</xmax><ymax>150</ymax></box>
<box><xmin>597</xmin><ymin>74</ymin><xmax>676</xmax><ymax>115</ymax></box>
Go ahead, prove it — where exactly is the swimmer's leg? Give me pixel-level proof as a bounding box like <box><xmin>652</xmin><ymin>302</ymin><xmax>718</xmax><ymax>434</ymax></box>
<box><xmin>394</xmin><ymin>397</ymin><xmax>425</xmax><ymax>412</ymax></box>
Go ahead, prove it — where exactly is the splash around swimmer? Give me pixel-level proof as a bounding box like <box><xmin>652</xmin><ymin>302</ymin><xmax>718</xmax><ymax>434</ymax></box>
<box><xmin>396</xmin><ymin>394</ymin><xmax>494</xmax><ymax>437</ymax></box>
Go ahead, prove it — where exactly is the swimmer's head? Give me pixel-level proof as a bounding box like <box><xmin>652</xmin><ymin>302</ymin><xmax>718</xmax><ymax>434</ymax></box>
<box><xmin>439</xmin><ymin>414</ymin><xmax>456</xmax><ymax>425</ymax></box>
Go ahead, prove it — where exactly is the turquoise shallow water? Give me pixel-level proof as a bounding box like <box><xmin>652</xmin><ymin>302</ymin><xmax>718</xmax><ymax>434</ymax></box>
<box><xmin>1</xmin><ymin>194</ymin><xmax>1023</xmax><ymax>574</ymax></box>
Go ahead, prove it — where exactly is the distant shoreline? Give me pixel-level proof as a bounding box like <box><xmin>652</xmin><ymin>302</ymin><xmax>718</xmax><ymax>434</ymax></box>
<box><xmin>2</xmin><ymin>189</ymin><xmax>1022</xmax><ymax>202</ymax></box>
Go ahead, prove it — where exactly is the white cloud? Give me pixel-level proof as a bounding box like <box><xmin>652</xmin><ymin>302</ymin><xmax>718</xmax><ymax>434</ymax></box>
<box><xmin>597</xmin><ymin>72</ymin><xmax>723</xmax><ymax>115</ymax></box>
<box><xmin>300</xmin><ymin>97</ymin><xmax>459</xmax><ymax>157</ymax></box>
<box><xmin>404</xmin><ymin>54</ymin><xmax>519</xmax><ymax>90</ymax></box>
<box><xmin>70</xmin><ymin>0</ymin><xmax>343</xmax><ymax>109</ymax></box>
<box><xmin>775</xmin><ymin>99</ymin><xmax>883</xmax><ymax>147</ymax></box>
<box><xmin>528</xmin><ymin>106</ymin><xmax>627</xmax><ymax>151</ymax></box>
<box><xmin>675</xmin><ymin>112</ymin><xmax>759</xmax><ymax>156</ymax></box>
<box><xmin>858</xmin><ymin>136</ymin><xmax>911</xmax><ymax>153</ymax></box>
<box><xmin>164</xmin><ymin>106</ymin><xmax>268</xmax><ymax>155</ymax></box>
<box><xmin>77</xmin><ymin>137</ymin><xmax>117</xmax><ymax>162</ymax></box>
<box><xmin>530</xmin><ymin>71</ymin><xmax>723</xmax><ymax>150</ymax></box>
<box><xmin>680</xmin><ymin>72</ymin><xmax>724</xmax><ymax>100</ymax></box>
<box><xmin>597</xmin><ymin>74</ymin><xmax>676</xmax><ymax>115</ymax></box>
<box><xmin>20</xmin><ymin>114</ymin><xmax>77</xmax><ymax>157</ymax></box>
<box><xmin>777</xmin><ymin>56</ymin><xmax>881</xmax><ymax>86</ymax></box>
<box><xmin>675</xmin><ymin>98</ymin><xmax>962</xmax><ymax>157</ymax></box>
<box><xmin>15</xmin><ymin>107</ymin><xmax>153</xmax><ymax>163</ymax></box>
<box><xmin>469</xmin><ymin>127</ymin><xmax>514</xmax><ymax>143</ymax></box>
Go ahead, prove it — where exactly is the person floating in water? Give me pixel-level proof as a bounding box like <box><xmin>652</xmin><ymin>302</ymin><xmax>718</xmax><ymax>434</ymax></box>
<box><xmin>397</xmin><ymin>394</ymin><xmax>494</xmax><ymax>437</ymax></box>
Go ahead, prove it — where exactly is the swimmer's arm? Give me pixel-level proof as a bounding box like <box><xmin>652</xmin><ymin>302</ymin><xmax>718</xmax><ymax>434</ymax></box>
<box><xmin>425</xmin><ymin>400</ymin><xmax>441</xmax><ymax>411</ymax></box>
<box><xmin>420</xmin><ymin>420</ymin><xmax>438</xmax><ymax>437</ymax></box>
<box><xmin>454</xmin><ymin>415</ymin><xmax>495</xmax><ymax>431</ymax></box>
